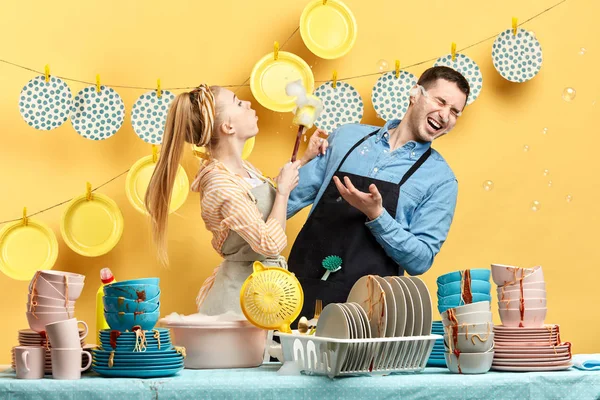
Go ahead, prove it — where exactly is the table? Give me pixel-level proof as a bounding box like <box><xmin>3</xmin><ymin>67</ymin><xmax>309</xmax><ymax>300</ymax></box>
<box><xmin>1</xmin><ymin>363</ymin><xmax>600</xmax><ymax>400</ymax></box>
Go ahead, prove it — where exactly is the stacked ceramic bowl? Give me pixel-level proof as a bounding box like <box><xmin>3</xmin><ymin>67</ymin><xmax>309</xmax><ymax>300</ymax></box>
<box><xmin>103</xmin><ymin>278</ymin><xmax>160</xmax><ymax>331</ymax></box>
<box><xmin>426</xmin><ymin>321</ymin><xmax>446</xmax><ymax>367</ymax></box>
<box><xmin>491</xmin><ymin>264</ymin><xmax>546</xmax><ymax>327</ymax></box>
<box><xmin>92</xmin><ymin>328</ymin><xmax>185</xmax><ymax>377</ymax></box>
<box><xmin>436</xmin><ymin>269</ymin><xmax>491</xmax><ymax>314</ymax></box>
<box><xmin>441</xmin><ymin>302</ymin><xmax>495</xmax><ymax>374</ymax></box>
<box><xmin>26</xmin><ymin>270</ymin><xmax>85</xmax><ymax>332</ymax></box>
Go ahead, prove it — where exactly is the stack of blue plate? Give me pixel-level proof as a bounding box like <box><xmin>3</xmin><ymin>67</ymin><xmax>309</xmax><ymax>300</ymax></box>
<box><xmin>436</xmin><ymin>269</ymin><xmax>491</xmax><ymax>314</ymax></box>
<box><xmin>427</xmin><ymin>321</ymin><xmax>446</xmax><ymax>367</ymax></box>
<box><xmin>92</xmin><ymin>328</ymin><xmax>185</xmax><ymax>378</ymax></box>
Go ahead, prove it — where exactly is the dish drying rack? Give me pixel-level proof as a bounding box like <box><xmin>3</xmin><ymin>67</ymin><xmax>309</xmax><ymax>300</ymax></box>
<box><xmin>275</xmin><ymin>331</ymin><xmax>441</xmax><ymax>378</ymax></box>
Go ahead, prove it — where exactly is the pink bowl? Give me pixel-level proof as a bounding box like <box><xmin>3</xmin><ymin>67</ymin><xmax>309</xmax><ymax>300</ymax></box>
<box><xmin>498</xmin><ymin>307</ymin><xmax>547</xmax><ymax>327</ymax></box>
<box><xmin>499</xmin><ymin>281</ymin><xmax>546</xmax><ymax>292</ymax></box>
<box><xmin>498</xmin><ymin>298</ymin><xmax>547</xmax><ymax>310</ymax></box>
<box><xmin>29</xmin><ymin>275</ymin><xmax>84</xmax><ymax>301</ymax></box>
<box><xmin>496</xmin><ymin>288</ymin><xmax>546</xmax><ymax>301</ymax></box>
<box><xmin>27</xmin><ymin>293</ymin><xmax>76</xmax><ymax>308</ymax></box>
<box><xmin>36</xmin><ymin>270</ymin><xmax>85</xmax><ymax>284</ymax></box>
<box><xmin>26</xmin><ymin>311</ymin><xmax>75</xmax><ymax>333</ymax></box>
<box><xmin>26</xmin><ymin>303</ymin><xmax>75</xmax><ymax>313</ymax></box>
<box><xmin>491</xmin><ymin>264</ymin><xmax>544</xmax><ymax>286</ymax></box>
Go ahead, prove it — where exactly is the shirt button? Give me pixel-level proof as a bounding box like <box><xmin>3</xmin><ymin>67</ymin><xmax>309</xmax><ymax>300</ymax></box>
<box><xmin>411</xmin><ymin>151</ymin><xmax>416</xmax><ymax>157</ymax></box>
<box><xmin>373</xmin><ymin>168</ymin><xmax>379</xmax><ymax>173</ymax></box>
<box><xmin>383</xmin><ymin>149</ymin><xmax>388</xmax><ymax>153</ymax></box>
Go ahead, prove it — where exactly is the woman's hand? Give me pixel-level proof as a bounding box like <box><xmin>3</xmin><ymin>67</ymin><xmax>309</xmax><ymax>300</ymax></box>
<box><xmin>275</xmin><ymin>161</ymin><xmax>302</xmax><ymax>196</ymax></box>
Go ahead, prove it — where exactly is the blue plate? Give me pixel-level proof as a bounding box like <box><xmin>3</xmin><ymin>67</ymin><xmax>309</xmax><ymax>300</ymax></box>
<box><xmin>427</xmin><ymin>358</ymin><xmax>447</xmax><ymax>367</ymax></box>
<box><xmin>93</xmin><ymin>362</ymin><xmax>184</xmax><ymax>371</ymax></box>
<box><xmin>437</xmin><ymin>279</ymin><xmax>491</xmax><ymax>297</ymax></box>
<box><xmin>436</xmin><ymin>269</ymin><xmax>490</xmax><ymax>285</ymax></box>
<box><xmin>92</xmin><ymin>366</ymin><xmax>183</xmax><ymax>378</ymax></box>
<box><xmin>94</xmin><ymin>354</ymin><xmax>183</xmax><ymax>361</ymax></box>
<box><xmin>93</xmin><ymin>359</ymin><xmax>183</xmax><ymax>368</ymax></box>
<box><xmin>93</xmin><ymin>349</ymin><xmax>178</xmax><ymax>356</ymax></box>
<box><xmin>100</xmin><ymin>328</ymin><xmax>169</xmax><ymax>335</ymax></box>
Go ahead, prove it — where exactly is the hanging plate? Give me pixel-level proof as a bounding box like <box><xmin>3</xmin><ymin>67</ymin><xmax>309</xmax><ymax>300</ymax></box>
<box><xmin>125</xmin><ymin>155</ymin><xmax>189</xmax><ymax>215</ymax></box>
<box><xmin>60</xmin><ymin>193</ymin><xmax>124</xmax><ymax>257</ymax></box>
<box><xmin>250</xmin><ymin>51</ymin><xmax>314</xmax><ymax>112</ymax></box>
<box><xmin>0</xmin><ymin>219</ymin><xmax>58</xmax><ymax>281</ymax></box>
<box><xmin>300</xmin><ymin>0</ymin><xmax>357</xmax><ymax>59</ymax></box>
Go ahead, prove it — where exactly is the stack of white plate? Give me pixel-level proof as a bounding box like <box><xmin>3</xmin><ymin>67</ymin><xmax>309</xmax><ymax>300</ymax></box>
<box><xmin>314</xmin><ymin>275</ymin><xmax>434</xmax><ymax>371</ymax></box>
<box><xmin>492</xmin><ymin>325</ymin><xmax>573</xmax><ymax>371</ymax></box>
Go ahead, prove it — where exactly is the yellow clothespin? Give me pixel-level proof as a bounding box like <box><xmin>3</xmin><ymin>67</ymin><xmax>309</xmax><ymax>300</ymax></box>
<box><xmin>44</xmin><ymin>65</ymin><xmax>50</xmax><ymax>83</ymax></box>
<box><xmin>451</xmin><ymin>43</ymin><xmax>457</xmax><ymax>61</ymax></box>
<box><xmin>323</xmin><ymin>0</ymin><xmax>328</xmax><ymax>4</ymax></box>
<box><xmin>96</xmin><ymin>75</ymin><xmax>101</xmax><ymax>93</ymax></box>
<box><xmin>22</xmin><ymin>207</ymin><xmax>28</xmax><ymax>226</ymax></box>
<box><xmin>395</xmin><ymin>60</ymin><xmax>400</xmax><ymax>78</ymax></box>
<box><xmin>332</xmin><ymin>70</ymin><xmax>338</xmax><ymax>89</ymax></box>
<box><xmin>152</xmin><ymin>145</ymin><xmax>158</xmax><ymax>163</ymax></box>
<box><xmin>156</xmin><ymin>79</ymin><xmax>162</xmax><ymax>98</ymax></box>
<box><xmin>512</xmin><ymin>17</ymin><xmax>518</xmax><ymax>36</ymax></box>
<box><xmin>274</xmin><ymin>41</ymin><xmax>279</xmax><ymax>61</ymax></box>
<box><xmin>86</xmin><ymin>182</ymin><xmax>93</xmax><ymax>201</ymax></box>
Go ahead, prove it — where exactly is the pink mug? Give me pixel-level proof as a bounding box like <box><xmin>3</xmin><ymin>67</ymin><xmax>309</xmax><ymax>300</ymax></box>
<box><xmin>45</xmin><ymin>318</ymin><xmax>88</xmax><ymax>348</ymax></box>
<box><xmin>14</xmin><ymin>346</ymin><xmax>45</xmax><ymax>379</ymax></box>
<box><xmin>51</xmin><ymin>348</ymin><xmax>92</xmax><ymax>380</ymax></box>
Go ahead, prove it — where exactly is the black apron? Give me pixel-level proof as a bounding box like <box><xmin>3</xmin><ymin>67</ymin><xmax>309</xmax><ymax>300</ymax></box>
<box><xmin>288</xmin><ymin>130</ymin><xmax>432</xmax><ymax>322</ymax></box>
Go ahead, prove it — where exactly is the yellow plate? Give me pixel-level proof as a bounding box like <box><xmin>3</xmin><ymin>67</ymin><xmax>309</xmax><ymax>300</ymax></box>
<box><xmin>0</xmin><ymin>219</ymin><xmax>58</xmax><ymax>281</ymax></box>
<box><xmin>193</xmin><ymin>136</ymin><xmax>255</xmax><ymax>160</ymax></box>
<box><xmin>125</xmin><ymin>155</ymin><xmax>190</xmax><ymax>215</ymax></box>
<box><xmin>250</xmin><ymin>52</ymin><xmax>314</xmax><ymax>112</ymax></box>
<box><xmin>60</xmin><ymin>193</ymin><xmax>124</xmax><ymax>257</ymax></box>
<box><xmin>300</xmin><ymin>0</ymin><xmax>357</xmax><ymax>59</ymax></box>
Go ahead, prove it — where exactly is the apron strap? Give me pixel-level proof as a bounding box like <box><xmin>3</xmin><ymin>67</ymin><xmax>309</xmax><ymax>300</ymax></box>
<box><xmin>398</xmin><ymin>148</ymin><xmax>432</xmax><ymax>187</ymax></box>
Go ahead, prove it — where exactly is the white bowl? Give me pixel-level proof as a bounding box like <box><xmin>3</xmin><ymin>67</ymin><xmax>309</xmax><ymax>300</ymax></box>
<box><xmin>164</xmin><ymin>319</ymin><xmax>266</xmax><ymax>369</ymax></box>
<box><xmin>496</xmin><ymin>288</ymin><xmax>546</xmax><ymax>301</ymax></box>
<box><xmin>26</xmin><ymin>303</ymin><xmax>75</xmax><ymax>313</ymax></box>
<box><xmin>499</xmin><ymin>281</ymin><xmax>546</xmax><ymax>292</ymax></box>
<box><xmin>36</xmin><ymin>270</ymin><xmax>85</xmax><ymax>284</ymax></box>
<box><xmin>29</xmin><ymin>275</ymin><xmax>84</xmax><ymax>301</ymax></box>
<box><xmin>498</xmin><ymin>307</ymin><xmax>547</xmax><ymax>327</ymax></box>
<box><xmin>26</xmin><ymin>311</ymin><xmax>75</xmax><ymax>332</ymax></box>
<box><xmin>498</xmin><ymin>298</ymin><xmax>546</xmax><ymax>310</ymax></box>
<box><xmin>28</xmin><ymin>293</ymin><xmax>76</xmax><ymax>308</ymax></box>
<box><xmin>444</xmin><ymin>349</ymin><xmax>494</xmax><ymax>374</ymax></box>
<box><xmin>441</xmin><ymin>301</ymin><xmax>491</xmax><ymax>318</ymax></box>
<box><xmin>491</xmin><ymin>264</ymin><xmax>544</xmax><ymax>286</ymax></box>
<box><xmin>442</xmin><ymin>311</ymin><xmax>493</xmax><ymax>326</ymax></box>
<box><xmin>441</xmin><ymin>321</ymin><xmax>494</xmax><ymax>335</ymax></box>
<box><xmin>444</xmin><ymin>333</ymin><xmax>494</xmax><ymax>353</ymax></box>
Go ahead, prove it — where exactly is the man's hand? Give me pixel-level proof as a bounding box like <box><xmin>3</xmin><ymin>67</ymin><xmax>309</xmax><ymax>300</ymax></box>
<box><xmin>333</xmin><ymin>176</ymin><xmax>384</xmax><ymax>220</ymax></box>
<box><xmin>300</xmin><ymin>129</ymin><xmax>329</xmax><ymax>166</ymax></box>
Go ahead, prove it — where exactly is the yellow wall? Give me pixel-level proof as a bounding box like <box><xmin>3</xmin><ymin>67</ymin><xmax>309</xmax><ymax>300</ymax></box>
<box><xmin>0</xmin><ymin>0</ymin><xmax>598</xmax><ymax>363</ymax></box>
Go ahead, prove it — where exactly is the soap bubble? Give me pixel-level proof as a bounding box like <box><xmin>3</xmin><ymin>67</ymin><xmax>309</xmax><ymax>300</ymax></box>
<box><xmin>523</xmin><ymin>145</ymin><xmax>530</xmax><ymax>152</ymax></box>
<box><xmin>377</xmin><ymin>59</ymin><xmax>389</xmax><ymax>73</ymax></box>
<box><xmin>542</xmin><ymin>127</ymin><xmax>548</xmax><ymax>135</ymax></box>
<box><xmin>547</xmin><ymin>180</ymin><xmax>553</xmax><ymax>187</ymax></box>
<box><xmin>562</xmin><ymin>87</ymin><xmax>576</xmax><ymax>102</ymax></box>
<box><xmin>483</xmin><ymin>180</ymin><xmax>494</xmax><ymax>191</ymax></box>
<box><xmin>579</xmin><ymin>47</ymin><xmax>587</xmax><ymax>55</ymax></box>
<box><xmin>543</xmin><ymin>169</ymin><xmax>550</xmax><ymax>177</ymax></box>
<box><xmin>530</xmin><ymin>201</ymin><xmax>541</xmax><ymax>212</ymax></box>
<box><xmin>566</xmin><ymin>194</ymin><xmax>573</xmax><ymax>203</ymax></box>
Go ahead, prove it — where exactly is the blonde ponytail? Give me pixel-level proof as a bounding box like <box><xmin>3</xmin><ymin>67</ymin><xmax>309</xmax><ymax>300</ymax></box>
<box><xmin>145</xmin><ymin>84</ymin><xmax>221</xmax><ymax>265</ymax></box>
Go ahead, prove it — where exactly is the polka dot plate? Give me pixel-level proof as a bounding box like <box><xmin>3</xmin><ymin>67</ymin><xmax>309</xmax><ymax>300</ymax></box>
<box><xmin>314</xmin><ymin>81</ymin><xmax>363</xmax><ymax>132</ymax></box>
<box><xmin>434</xmin><ymin>53</ymin><xmax>482</xmax><ymax>105</ymax></box>
<box><xmin>18</xmin><ymin>76</ymin><xmax>72</xmax><ymax>131</ymax></box>
<box><xmin>371</xmin><ymin>71</ymin><xmax>417</xmax><ymax>121</ymax></box>
<box><xmin>131</xmin><ymin>90</ymin><xmax>176</xmax><ymax>144</ymax></box>
<box><xmin>70</xmin><ymin>85</ymin><xmax>125</xmax><ymax>140</ymax></box>
<box><xmin>492</xmin><ymin>28</ymin><xmax>543</xmax><ymax>83</ymax></box>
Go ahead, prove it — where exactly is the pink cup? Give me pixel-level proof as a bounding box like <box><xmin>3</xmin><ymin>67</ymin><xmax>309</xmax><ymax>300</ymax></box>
<box><xmin>51</xmin><ymin>348</ymin><xmax>92</xmax><ymax>380</ymax></box>
<box><xmin>14</xmin><ymin>346</ymin><xmax>45</xmax><ymax>379</ymax></box>
<box><xmin>45</xmin><ymin>318</ymin><xmax>88</xmax><ymax>348</ymax></box>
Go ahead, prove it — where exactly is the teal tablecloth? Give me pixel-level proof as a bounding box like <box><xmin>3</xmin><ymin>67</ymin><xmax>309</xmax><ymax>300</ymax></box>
<box><xmin>1</xmin><ymin>363</ymin><xmax>600</xmax><ymax>400</ymax></box>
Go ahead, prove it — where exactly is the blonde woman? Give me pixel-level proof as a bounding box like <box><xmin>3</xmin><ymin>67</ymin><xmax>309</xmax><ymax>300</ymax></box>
<box><xmin>145</xmin><ymin>84</ymin><xmax>327</xmax><ymax>316</ymax></box>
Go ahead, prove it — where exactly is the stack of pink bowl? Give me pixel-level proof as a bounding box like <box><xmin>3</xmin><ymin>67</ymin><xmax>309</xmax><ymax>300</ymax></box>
<box><xmin>492</xmin><ymin>264</ymin><xmax>546</xmax><ymax>327</ymax></box>
<box><xmin>491</xmin><ymin>264</ymin><xmax>572</xmax><ymax>371</ymax></box>
<box><xmin>26</xmin><ymin>270</ymin><xmax>85</xmax><ymax>332</ymax></box>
